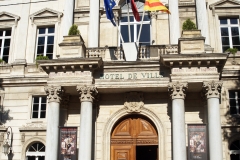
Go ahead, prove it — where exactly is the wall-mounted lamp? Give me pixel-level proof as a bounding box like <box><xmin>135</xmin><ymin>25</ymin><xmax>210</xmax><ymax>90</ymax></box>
<box><xmin>2</xmin><ymin>126</ymin><xmax>13</xmax><ymax>155</ymax></box>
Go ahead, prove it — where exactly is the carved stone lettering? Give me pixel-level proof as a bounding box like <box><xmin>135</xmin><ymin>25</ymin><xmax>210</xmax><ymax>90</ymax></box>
<box><xmin>203</xmin><ymin>80</ymin><xmax>222</xmax><ymax>99</ymax></box>
<box><xmin>44</xmin><ymin>86</ymin><xmax>64</xmax><ymax>103</ymax></box>
<box><xmin>124</xmin><ymin>92</ymin><xmax>144</xmax><ymax>113</ymax></box>
<box><xmin>76</xmin><ymin>85</ymin><xmax>98</xmax><ymax>102</ymax></box>
<box><xmin>168</xmin><ymin>81</ymin><xmax>188</xmax><ymax>99</ymax></box>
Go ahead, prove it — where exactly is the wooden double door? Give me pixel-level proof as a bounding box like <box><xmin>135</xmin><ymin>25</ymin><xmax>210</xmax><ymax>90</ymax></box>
<box><xmin>111</xmin><ymin>116</ymin><xmax>158</xmax><ymax>160</ymax></box>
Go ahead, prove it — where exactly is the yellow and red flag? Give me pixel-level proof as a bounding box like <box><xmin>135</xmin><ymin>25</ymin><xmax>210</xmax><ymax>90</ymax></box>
<box><xmin>144</xmin><ymin>0</ymin><xmax>170</xmax><ymax>14</ymax></box>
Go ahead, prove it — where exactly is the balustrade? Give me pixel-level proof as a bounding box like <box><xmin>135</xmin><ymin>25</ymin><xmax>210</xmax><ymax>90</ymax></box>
<box><xmin>86</xmin><ymin>45</ymin><xmax>178</xmax><ymax>60</ymax></box>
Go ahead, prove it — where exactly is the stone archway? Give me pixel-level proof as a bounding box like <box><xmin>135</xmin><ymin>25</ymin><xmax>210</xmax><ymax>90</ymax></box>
<box><xmin>102</xmin><ymin>107</ymin><xmax>166</xmax><ymax>160</ymax></box>
<box><xmin>111</xmin><ymin>115</ymin><xmax>158</xmax><ymax>160</ymax></box>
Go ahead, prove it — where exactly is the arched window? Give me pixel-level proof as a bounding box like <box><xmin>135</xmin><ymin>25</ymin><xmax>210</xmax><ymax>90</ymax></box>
<box><xmin>230</xmin><ymin>140</ymin><xmax>240</xmax><ymax>160</ymax></box>
<box><xmin>120</xmin><ymin>0</ymin><xmax>151</xmax><ymax>45</ymax></box>
<box><xmin>26</xmin><ymin>142</ymin><xmax>45</xmax><ymax>160</ymax></box>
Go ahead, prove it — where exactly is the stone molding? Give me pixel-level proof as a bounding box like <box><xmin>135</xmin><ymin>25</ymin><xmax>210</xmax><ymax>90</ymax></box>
<box><xmin>19</xmin><ymin>123</ymin><xmax>46</xmax><ymax>131</ymax></box>
<box><xmin>124</xmin><ymin>92</ymin><xmax>144</xmax><ymax>113</ymax></box>
<box><xmin>203</xmin><ymin>80</ymin><xmax>222</xmax><ymax>99</ymax></box>
<box><xmin>168</xmin><ymin>81</ymin><xmax>188</xmax><ymax>99</ymax></box>
<box><xmin>44</xmin><ymin>86</ymin><xmax>64</xmax><ymax>103</ymax></box>
<box><xmin>76</xmin><ymin>85</ymin><xmax>98</xmax><ymax>102</ymax></box>
<box><xmin>0</xmin><ymin>11</ymin><xmax>20</xmax><ymax>27</ymax></box>
<box><xmin>30</xmin><ymin>8</ymin><xmax>63</xmax><ymax>24</ymax></box>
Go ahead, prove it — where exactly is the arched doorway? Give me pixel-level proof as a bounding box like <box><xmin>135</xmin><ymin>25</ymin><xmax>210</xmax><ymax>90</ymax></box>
<box><xmin>111</xmin><ymin>115</ymin><xmax>158</xmax><ymax>160</ymax></box>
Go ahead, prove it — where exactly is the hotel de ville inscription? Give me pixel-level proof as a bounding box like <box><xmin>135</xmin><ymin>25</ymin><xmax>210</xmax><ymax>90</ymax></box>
<box><xmin>99</xmin><ymin>71</ymin><xmax>164</xmax><ymax>80</ymax></box>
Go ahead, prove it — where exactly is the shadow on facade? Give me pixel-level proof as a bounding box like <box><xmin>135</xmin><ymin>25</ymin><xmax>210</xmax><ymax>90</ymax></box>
<box><xmin>222</xmin><ymin>79</ymin><xmax>240</xmax><ymax>147</ymax></box>
<box><xmin>0</xmin><ymin>78</ymin><xmax>13</xmax><ymax>125</ymax></box>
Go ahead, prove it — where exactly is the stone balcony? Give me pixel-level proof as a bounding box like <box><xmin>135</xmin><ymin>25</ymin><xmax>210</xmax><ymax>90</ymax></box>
<box><xmin>86</xmin><ymin>45</ymin><xmax>179</xmax><ymax>61</ymax></box>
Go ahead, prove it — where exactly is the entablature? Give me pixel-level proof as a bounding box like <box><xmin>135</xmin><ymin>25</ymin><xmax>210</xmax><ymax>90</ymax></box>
<box><xmin>161</xmin><ymin>53</ymin><xmax>228</xmax><ymax>69</ymax></box>
<box><xmin>38</xmin><ymin>57</ymin><xmax>103</xmax><ymax>73</ymax></box>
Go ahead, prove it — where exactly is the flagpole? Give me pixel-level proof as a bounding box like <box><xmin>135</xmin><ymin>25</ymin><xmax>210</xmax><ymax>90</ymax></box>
<box><xmin>137</xmin><ymin>10</ymin><xmax>145</xmax><ymax>44</ymax></box>
<box><xmin>113</xmin><ymin>17</ymin><xmax>124</xmax><ymax>43</ymax></box>
<box><xmin>127</xmin><ymin>1</ymin><xmax>131</xmax><ymax>42</ymax></box>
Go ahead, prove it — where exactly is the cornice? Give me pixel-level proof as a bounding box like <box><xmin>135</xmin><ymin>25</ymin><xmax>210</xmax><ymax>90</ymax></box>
<box><xmin>38</xmin><ymin>57</ymin><xmax>103</xmax><ymax>73</ymax></box>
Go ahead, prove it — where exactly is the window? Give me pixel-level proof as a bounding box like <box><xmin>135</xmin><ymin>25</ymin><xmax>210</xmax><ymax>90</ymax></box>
<box><xmin>31</xmin><ymin>96</ymin><xmax>47</xmax><ymax>119</ymax></box>
<box><xmin>220</xmin><ymin>18</ymin><xmax>240</xmax><ymax>52</ymax></box>
<box><xmin>36</xmin><ymin>27</ymin><xmax>55</xmax><ymax>59</ymax></box>
<box><xmin>120</xmin><ymin>1</ymin><xmax>151</xmax><ymax>45</ymax></box>
<box><xmin>26</xmin><ymin>142</ymin><xmax>45</xmax><ymax>160</ymax></box>
<box><xmin>0</xmin><ymin>29</ymin><xmax>11</xmax><ymax>63</ymax></box>
<box><xmin>229</xmin><ymin>91</ymin><xmax>240</xmax><ymax>115</ymax></box>
<box><xmin>230</xmin><ymin>140</ymin><xmax>240</xmax><ymax>160</ymax></box>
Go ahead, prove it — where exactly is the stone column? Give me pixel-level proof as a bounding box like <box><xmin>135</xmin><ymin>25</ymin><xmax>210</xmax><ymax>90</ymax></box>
<box><xmin>77</xmin><ymin>85</ymin><xmax>98</xmax><ymax>160</ymax></box>
<box><xmin>88</xmin><ymin>0</ymin><xmax>99</xmax><ymax>47</ymax></box>
<box><xmin>195</xmin><ymin>0</ymin><xmax>210</xmax><ymax>44</ymax></box>
<box><xmin>44</xmin><ymin>86</ymin><xmax>64</xmax><ymax>160</ymax></box>
<box><xmin>168</xmin><ymin>81</ymin><xmax>188</xmax><ymax>160</ymax></box>
<box><xmin>203</xmin><ymin>81</ymin><xmax>223</xmax><ymax>160</ymax></box>
<box><xmin>169</xmin><ymin>0</ymin><xmax>180</xmax><ymax>44</ymax></box>
<box><xmin>62</xmin><ymin>0</ymin><xmax>75</xmax><ymax>36</ymax></box>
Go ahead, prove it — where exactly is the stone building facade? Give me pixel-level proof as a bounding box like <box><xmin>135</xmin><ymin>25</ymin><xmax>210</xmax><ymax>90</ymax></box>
<box><xmin>0</xmin><ymin>0</ymin><xmax>239</xmax><ymax>160</ymax></box>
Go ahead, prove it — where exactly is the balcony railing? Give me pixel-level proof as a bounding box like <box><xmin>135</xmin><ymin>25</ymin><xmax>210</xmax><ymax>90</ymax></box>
<box><xmin>86</xmin><ymin>45</ymin><xmax>178</xmax><ymax>60</ymax></box>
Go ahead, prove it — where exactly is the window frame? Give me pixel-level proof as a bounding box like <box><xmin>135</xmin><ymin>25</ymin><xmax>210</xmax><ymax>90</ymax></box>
<box><xmin>119</xmin><ymin>1</ymin><xmax>151</xmax><ymax>46</ymax></box>
<box><xmin>35</xmin><ymin>26</ymin><xmax>55</xmax><ymax>59</ymax></box>
<box><xmin>26</xmin><ymin>142</ymin><xmax>45</xmax><ymax>159</ymax></box>
<box><xmin>0</xmin><ymin>29</ymin><xmax>12</xmax><ymax>63</ymax></box>
<box><xmin>219</xmin><ymin>17</ymin><xmax>240</xmax><ymax>52</ymax></box>
<box><xmin>31</xmin><ymin>96</ymin><xmax>47</xmax><ymax>119</ymax></box>
<box><xmin>229</xmin><ymin>140</ymin><xmax>240</xmax><ymax>160</ymax></box>
<box><xmin>228</xmin><ymin>90</ymin><xmax>240</xmax><ymax>115</ymax></box>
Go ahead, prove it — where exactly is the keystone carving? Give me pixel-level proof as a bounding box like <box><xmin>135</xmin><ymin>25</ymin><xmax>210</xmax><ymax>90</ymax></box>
<box><xmin>124</xmin><ymin>92</ymin><xmax>144</xmax><ymax>113</ymax></box>
<box><xmin>44</xmin><ymin>86</ymin><xmax>64</xmax><ymax>103</ymax></box>
<box><xmin>76</xmin><ymin>85</ymin><xmax>98</xmax><ymax>102</ymax></box>
<box><xmin>203</xmin><ymin>80</ymin><xmax>222</xmax><ymax>99</ymax></box>
<box><xmin>168</xmin><ymin>81</ymin><xmax>188</xmax><ymax>99</ymax></box>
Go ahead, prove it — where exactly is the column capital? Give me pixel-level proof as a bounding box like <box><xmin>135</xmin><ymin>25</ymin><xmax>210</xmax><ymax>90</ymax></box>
<box><xmin>168</xmin><ymin>81</ymin><xmax>188</xmax><ymax>100</ymax></box>
<box><xmin>44</xmin><ymin>86</ymin><xmax>64</xmax><ymax>103</ymax></box>
<box><xmin>203</xmin><ymin>80</ymin><xmax>222</xmax><ymax>99</ymax></box>
<box><xmin>76</xmin><ymin>85</ymin><xmax>98</xmax><ymax>102</ymax></box>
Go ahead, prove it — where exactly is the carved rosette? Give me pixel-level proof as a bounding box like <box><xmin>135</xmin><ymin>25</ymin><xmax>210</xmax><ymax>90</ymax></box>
<box><xmin>124</xmin><ymin>92</ymin><xmax>144</xmax><ymax>113</ymax></box>
<box><xmin>168</xmin><ymin>81</ymin><xmax>188</xmax><ymax>100</ymax></box>
<box><xmin>44</xmin><ymin>86</ymin><xmax>64</xmax><ymax>103</ymax></box>
<box><xmin>76</xmin><ymin>85</ymin><xmax>98</xmax><ymax>102</ymax></box>
<box><xmin>150</xmin><ymin>11</ymin><xmax>158</xmax><ymax>19</ymax></box>
<box><xmin>203</xmin><ymin>81</ymin><xmax>222</xmax><ymax>99</ymax></box>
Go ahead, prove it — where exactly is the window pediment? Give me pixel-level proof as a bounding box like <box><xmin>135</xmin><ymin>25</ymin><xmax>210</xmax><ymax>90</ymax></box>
<box><xmin>30</xmin><ymin>8</ymin><xmax>63</xmax><ymax>24</ymax></box>
<box><xmin>0</xmin><ymin>11</ymin><xmax>20</xmax><ymax>27</ymax></box>
<box><xmin>210</xmin><ymin>0</ymin><xmax>240</xmax><ymax>9</ymax></box>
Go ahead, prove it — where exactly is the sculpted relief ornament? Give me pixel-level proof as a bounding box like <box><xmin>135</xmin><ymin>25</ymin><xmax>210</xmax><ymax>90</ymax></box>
<box><xmin>124</xmin><ymin>92</ymin><xmax>144</xmax><ymax>113</ymax></box>
<box><xmin>168</xmin><ymin>81</ymin><xmax>188</xmax><ymax>99</ymax></box>
<box><xmin>203</xmin><ymin>80</ymin><xmax>222</xmax><ymax>99</ymax></box>
<box><xmin>76</xmin><ymin>85</ymin><xmax>98</xmax><ymax>102</ymax></box>
<box><xmin>44</xmin><ymin>86</ymin><xmax>64</xmax><ymax>103</ymax></box>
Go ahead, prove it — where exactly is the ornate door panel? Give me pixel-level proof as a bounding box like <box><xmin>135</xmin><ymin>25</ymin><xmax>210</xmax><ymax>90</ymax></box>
<box><xmin>111</xmin><ymin>116</ymin><xmax>158</xmax><ymax>160</ymax></box>
<box><xmin>111</xmin><ymin>145</ymin><xmax>135</xmax><ymax>160</ymax></box>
